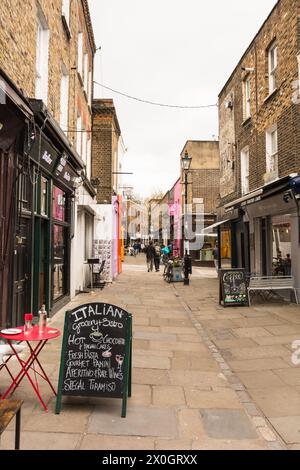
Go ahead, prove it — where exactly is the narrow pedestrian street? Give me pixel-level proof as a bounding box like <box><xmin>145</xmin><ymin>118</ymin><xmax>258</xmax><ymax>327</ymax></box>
<box><xmin>2</xmin><ymin>255</ymin><xmax>300</xmax><ymax>450</ymax></box>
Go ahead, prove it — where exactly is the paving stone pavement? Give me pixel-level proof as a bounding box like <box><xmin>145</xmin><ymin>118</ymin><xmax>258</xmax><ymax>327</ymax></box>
<box><xmin>1</xmin><ymin>254</ymin><xmax>296</xmax><ymax>450</ymax></box>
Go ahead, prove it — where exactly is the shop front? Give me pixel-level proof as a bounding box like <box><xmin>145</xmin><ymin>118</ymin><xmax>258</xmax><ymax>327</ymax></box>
<box><xmin>24</xmin><ymin>130</ymin><xmax>82</xmax><ymax>322</ymax></box>
<box><xmin>221</xmin><ymin>176</ymin><xmax>300</xmax><ymax>301</ymax></box>
<box><xmin>0</xmin><ymin>70</ymin><xmax>33</xmax><ymax>327</ymax></box>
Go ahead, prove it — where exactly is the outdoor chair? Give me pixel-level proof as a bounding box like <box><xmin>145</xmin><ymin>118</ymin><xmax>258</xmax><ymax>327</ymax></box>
<box><xmin>0</xmin><ymin>344</ymin><xmax>25</xmax><ymax>394</ymax></box>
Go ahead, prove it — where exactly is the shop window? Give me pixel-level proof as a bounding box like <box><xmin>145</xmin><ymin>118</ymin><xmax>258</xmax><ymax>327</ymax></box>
<box><xmin>84</xmin><ymin>212</ymin><xmax>94</xmax><ymax>261</ymax></box>
<box><xmin>40</xmin><ymin>176</ymin><xmax>49</xmax><ymax>216</ymax></box>
<box><xmin>272</xmin><ymin>215</ymin><xmax>292</xmax><ymax>276</ymax></box>
<box><xmin>53</xmin><ymin>225</ymin><xmax>67</xmax><ymax>300</ymax></box>
<box><xmin>221</xmin><ymin>228</ymin><xmax>232</xmax><ymax>268</ymax></box>
<box><xmin>53</xmin><ymin>186</ymin><xmax>66</xmax><ymax>222</ymax></box>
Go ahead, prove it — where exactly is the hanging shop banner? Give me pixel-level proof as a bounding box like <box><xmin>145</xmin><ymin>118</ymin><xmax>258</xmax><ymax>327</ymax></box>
<box><xmin>54</xmin><ymin>154</ymin><xmax>80</xmax><ymax>190</ymax></box>
<box><xmin>55</xmin><ymin>303</ymin><xmax>132</xmax><ymax>418</ymax></box>
<box><xmin>29</xmin><ymin>132</ymin><xmax>59</xmax><ymax>174</ymax></box>
<box><xmin>219</xmin><ymin>269</ymin><xmax>249</xmax><ymax>308</ymax></box>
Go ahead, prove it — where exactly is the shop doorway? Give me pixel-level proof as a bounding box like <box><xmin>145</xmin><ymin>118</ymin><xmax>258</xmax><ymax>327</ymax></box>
<box><xmin>12</xmin><ymin>217</ymin><xmax>31</xmax><ymax>326</ymax></box>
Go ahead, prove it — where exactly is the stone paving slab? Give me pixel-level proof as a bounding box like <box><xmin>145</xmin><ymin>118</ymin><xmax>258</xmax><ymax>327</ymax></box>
<box><xmin>152</xmin><ymin>386</ymin><xmax>186</xmax><ymax>407</ymax></box>
<box><xmin>228</xmin><ymin>358</ymin><xmax>291</xmax><ymax>372</ymax></box>
<box><xmin>235</xmin><ymin>370</ymin><xmax>286</xmax><ymax>389</ymax></box>
<box><xmin>248</xmin><ymin>387</ymin><xmax>300</xmax><ymax>418</ymax></box>
<box><xmin>1</xmin><ymin>431</ymin><xmax>81</xmax><ymax>450</ymax></box>
<box><xmin>269</xmin><ymin>416</ymin><xmax>300</xmax><ymax>444</ymax></box>
<box><xmin>200</xmin><ymin>409</ymin><xmax>258</xmax><ymax>440</ymax></box>
<box><xmin>168</xmin><ymin>371</ymin><xmax>228</xmax><ymax>388</ymax></box>
<box><xmin>184</xmin><ymin>388</ymin><xmax>244</xmax><ymax>409</ymax></box>
<box><xmin>88</xmin><ymin>406</ymin><xmax>178</xmax><ymax>438</ymax></box>
<box><xmin>273</xmin><ymin>368</ymin><xmax>300</xmax><ymax>386</ymax></box>
<box><xmin>133</xmin><ymin>355</ymin><xmax>171</xmax><ymax>370</ymax></box>
<box><xmin>80</xmin><ymin>435</ymin><xmax>155</xmax><ymax>450</ymax></box>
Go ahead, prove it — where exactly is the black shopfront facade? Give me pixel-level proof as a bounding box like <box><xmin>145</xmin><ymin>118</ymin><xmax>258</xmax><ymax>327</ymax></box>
<box><xmin>0</xmin><ymin>76</ymin><xmax>84</xmax><ymax>327</ymax></box>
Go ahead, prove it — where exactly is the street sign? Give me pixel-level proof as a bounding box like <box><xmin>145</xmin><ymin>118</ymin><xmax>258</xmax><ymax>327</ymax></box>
<box><xmin>219</xmin><ymin>269</ymin><xmax>249</xmax><ymax>308</ymax></box>
<box><xmin>55</xmin><ymin>303</ymin><xmax>132</xmax><ymax>417</ymax></box>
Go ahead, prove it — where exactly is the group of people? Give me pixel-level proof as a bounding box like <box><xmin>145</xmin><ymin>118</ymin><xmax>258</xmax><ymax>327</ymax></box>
<box><xmin>145</xmin><ymin>241</ymin><xmax>172</xmax><ymax>273</ymax></box>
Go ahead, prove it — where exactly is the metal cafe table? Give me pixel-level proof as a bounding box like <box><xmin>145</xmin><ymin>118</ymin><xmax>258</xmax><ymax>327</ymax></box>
<box><xmin>0</xmin><ymin>326</ymin><xmax>61</xmax><ymax>412</ymax></box>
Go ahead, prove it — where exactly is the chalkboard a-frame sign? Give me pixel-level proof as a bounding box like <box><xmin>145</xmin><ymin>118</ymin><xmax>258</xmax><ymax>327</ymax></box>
<box><xmin>219</xmin><ymin>269</ymin><xmax>249</xmax><ymax>308</ymax></box>
<box><xmin>55</xmin><ymin>303</ymin><xmax>132</xmax><ymax>417</ymax></box>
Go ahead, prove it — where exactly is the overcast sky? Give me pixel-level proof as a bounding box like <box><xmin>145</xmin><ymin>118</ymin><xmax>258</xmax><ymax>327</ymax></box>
<box><xmin>89</xmin><ymin>0</ymin><xmax>277</xmax><ymax>198</ymax></box>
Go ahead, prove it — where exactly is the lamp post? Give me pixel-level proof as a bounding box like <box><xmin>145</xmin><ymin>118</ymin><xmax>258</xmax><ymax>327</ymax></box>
<box><xmin>181</xmin><ymin>150</ymin><xmax>192</xmax><ymax>286</ymax></box>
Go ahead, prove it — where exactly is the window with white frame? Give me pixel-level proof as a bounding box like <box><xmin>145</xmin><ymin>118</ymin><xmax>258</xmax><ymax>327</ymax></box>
<box><xmin>268</xmin><ymin>42</ymin><xmax>278</xmax><ymax>94</ymax></box>
<box><xmin>241</xmin><ymin>147</ymin><xmax>250</xmax><ymax>195</ymax></box>
<box><xmin>78</xmin><ymin>32</ymin><xmax>83</xmax><ymax>77</ymax></box>
<box><xmin>298</xmin><ymin>53</ymin><xmax>300</xmax><ymax>95</ymax></box>
<box><xmin>84</xmin><ymin>53</ymin><xmax>88</xmax><ymax>93</ymax></box>
<box><xmin>62</xmin><ymin>0</ymin><xmax>70</xmax><ymax>26</ymax></box>
<box><xmin>243</xmin><ymin>76</ymin><xmax>251</xmax><ymax>120</ymax></box>
<box><xmin>35</xmin><ymin>8</ymin><xmax>49</xmax><ymax>104</ymax></box>
<box><xmin>82</xmin><ymin>127</ymin><xmax>87</xmax><ymax>165</ymax></box>
<box><xmin>76</xmin><ymin>114</ymin><xmax>82</xmax><ymax>156</ymax></box>
<box><xmin>86</xmin><ymin>137</ymin><xmax>91</xmax><ymax>179</ymax></box>
<box><xmin>60</xmin><ymin>64</ymin><xmax>69</xmax><ymax>133</ymax></box>
<box><xmin>88</xmin><ymin>70</ymin><xmax>92</xmax><ymax>107</ymax></box>
<box><xmin>266</xmin><ymin>125</ymin><xmax>278</xmax><ymax>176</ymax></box>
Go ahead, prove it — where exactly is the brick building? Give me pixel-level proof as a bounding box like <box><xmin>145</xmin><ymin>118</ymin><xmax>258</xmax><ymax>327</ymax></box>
<box><xmin>0</xmin><ymin>0</ymin><xmax>96</xmax><ymax>326</ymax></box>
<box><xmin>92</xmin><ymin>99</ymin><xmax>126</xmax><ymax>281</ymax></box>
<box><xmin>217</xmin><ymin>0</ymin><xmax>300</xmax><ymax>299</ymax></box>
<box><xmin>180</xmin><ymin>141</ymin><xmax>220</xmax><ymax>264</ymax></box>
<box><xmin>92</xmin><ymin>99</ymin><xmax>121</xmax><ymax>203</ymax></box>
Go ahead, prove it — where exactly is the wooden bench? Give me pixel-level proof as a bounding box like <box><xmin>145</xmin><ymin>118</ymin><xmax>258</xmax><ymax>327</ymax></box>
<box><xmin>248</xmin><ymin>276</ymin><xmax>299</xmax><ymax>306</ymax></box>
<box><xmin>0</xmin><ymin>400</ymin><xmax>23</xmax><ymax>450</ymax></box>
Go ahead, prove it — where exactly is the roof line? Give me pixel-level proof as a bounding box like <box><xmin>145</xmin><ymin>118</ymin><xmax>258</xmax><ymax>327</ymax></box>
<box><xmin>218</xmin><ymin>0</ymin><xmax>280</xmax><ymax>98</ymax></box>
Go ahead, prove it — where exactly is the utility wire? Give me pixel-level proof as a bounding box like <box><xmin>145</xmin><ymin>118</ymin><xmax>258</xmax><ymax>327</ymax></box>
<box><xmin>93</xmin><ymin>81</ymin><xmax>217</xmax><ymax>109</ymax></box>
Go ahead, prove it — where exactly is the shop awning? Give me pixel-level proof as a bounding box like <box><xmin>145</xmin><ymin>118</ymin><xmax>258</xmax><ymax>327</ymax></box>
<box><xmin>0</xmin><ymin>70</ymin><xmax>33</xmax><ymax>119</ymax></box>
<box><xmin>201</xmin><ymin>219</ymin><xmax>231</xmax><ymax>234</ymax></box>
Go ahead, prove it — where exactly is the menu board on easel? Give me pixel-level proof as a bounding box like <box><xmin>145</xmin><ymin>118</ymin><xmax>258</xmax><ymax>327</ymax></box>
<box><xmin>55</xmin><ymin>303</ymin><xmax>132</xmax><ymax>417</ymax></box>
<box><xmin>219</xmin><ymin>269</ymin><xmax>249</xmax><ymax>308</ymax></box>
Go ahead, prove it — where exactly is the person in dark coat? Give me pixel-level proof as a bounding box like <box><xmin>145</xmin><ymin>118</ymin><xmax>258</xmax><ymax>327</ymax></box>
<box><xmin>145</xmin><ymin>241</ymin><xmax>156</xmax><ymax>272</ymax></box>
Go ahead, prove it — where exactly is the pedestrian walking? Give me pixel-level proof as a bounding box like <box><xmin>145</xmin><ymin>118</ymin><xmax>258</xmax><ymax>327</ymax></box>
<box><xmin>145</xmin><ymin>241</ymin><xmax>156</xmax><ymax>272</ymax></box>
<box><xmin>154</xmin><ymin>243</ymin><xmax>161</xmax><ymax>272</ymax></box>
<box><xmin>213</xmin><ymin>242</ymin><xmax>219</xmax><ymax>272</ymax></box>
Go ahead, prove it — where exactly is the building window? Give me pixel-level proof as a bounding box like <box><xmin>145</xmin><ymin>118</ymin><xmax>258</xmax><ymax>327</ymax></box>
<box><xmin>268</xmin><ymin>42</ymin><xmax>278</xmax><ymax>94</ymax></box>
<box><xmin>241</xmin><ymin>147</ymin><xmax>250</xmax><ymax>195</ymax></box>
<box><xmin>78</xmin><ymin>32</ymin><xmax>83</xmax><ymax>78</ymax></box>
<box><xmin>60</xmin><ymin>64</ymin><xmax>69</xmax><ymax>133</ymax></box>
<box><xmin>88</xmin><ymin>70</ymin><xmax>92</xmax><ymax>107</ymax></box>
<box><xmin>53</xmin><ymin>224</ymin><xmax>67</xmax><ymax>300</ymax></box>
<box><xmin>53</xmin><ymin>186</ymin><xmax>66</xmax><ymax>222</ymax></box>
<box><xmin>272</xmin><ymin>215</ymin><xmax>292</xmax><ymax>277</ymax></box>
<box><xmin>82</xmin><ymin>128</ymin><xmax>87</xmax><ymax>165</ymax></box>
<box><xmin>86</xmin><ymin>137</ymin><xmax>91</xmax><ymax>179</ymax></box>
<box><xmin>35</xmin><ymin>8</ymin><xmax>49</xmax><ymax>104</ymax></box>
<box><xmin>242</xmin><ymin>76</ymin><xmax>251</xmax><ymax>120</ymax></box>
<box><xmin>62</xmin><ymin>0</ymin><xmax>70</xmax><ymax>26</ymax></box>
<box><xmin>40</xmin><ymin>176</ymin><xmax>49</xmax><ymax>216</ymax></box>
<box><xmin>84</xmin><ymin>53</ymin><xmax>89</xmax><ymax>93</ymax></box>
<box><xmin>76</xmin><ymin>114</ymin><xmax>82</xmax><ymax>156</ymax></box>
<box><xmin>266</xmin><ymin>125</ymin><xmax>278</xmax><ymax>179</ymax></box>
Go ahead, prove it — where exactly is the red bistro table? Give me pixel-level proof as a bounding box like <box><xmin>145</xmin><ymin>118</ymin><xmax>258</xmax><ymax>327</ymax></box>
<box><xmin>0</xmin><ymin>326</ymin><xmax>61</xmax><ymax>412</ymax></box>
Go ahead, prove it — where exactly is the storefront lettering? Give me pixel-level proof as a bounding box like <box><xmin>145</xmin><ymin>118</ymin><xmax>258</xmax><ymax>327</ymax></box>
<box><xmin>42</xmin><ymin>150</ymin><xmax>53</xmax><ymax>166</ymax></box>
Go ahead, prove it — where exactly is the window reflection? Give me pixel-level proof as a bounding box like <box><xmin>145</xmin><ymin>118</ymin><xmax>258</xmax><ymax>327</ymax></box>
<box><xmin>53</xmin><ymin>186</ymin><xmax>66</xmax><ymax>221</ymax></box>
<box><xmin>272</xmin><ymin>215</ymin><xmax>292</xmax><ymax>276</ymax></box>
<box><xmin>53</xmin><ymin>225</ymin><xmax>66</xmax><ymax>300</ymax></box>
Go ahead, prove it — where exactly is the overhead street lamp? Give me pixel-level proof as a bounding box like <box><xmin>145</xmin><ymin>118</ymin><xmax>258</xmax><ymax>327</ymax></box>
<box><xmin>181</xmin><ymin>150</ymin><xmax>192</xmax><ymax>286</ymax></box>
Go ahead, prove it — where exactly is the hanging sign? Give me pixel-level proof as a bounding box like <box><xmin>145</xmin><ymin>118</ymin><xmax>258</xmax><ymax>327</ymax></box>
<box><xmin>55</xmin><ymin>303</ymin><xmax>132</xmax><ymax>417</ymax></box>
<box><xmin>29</xmin><ymin>133</ymin><xmax>59</xmax><ymax>173</ymax></box>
